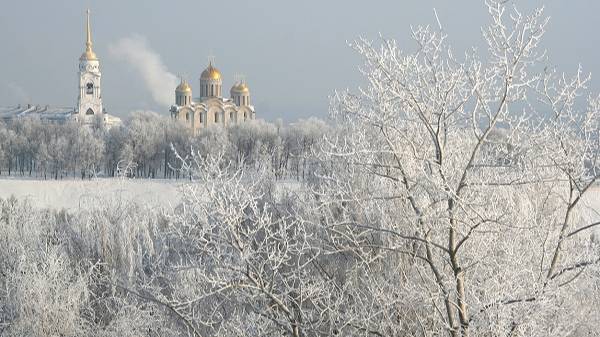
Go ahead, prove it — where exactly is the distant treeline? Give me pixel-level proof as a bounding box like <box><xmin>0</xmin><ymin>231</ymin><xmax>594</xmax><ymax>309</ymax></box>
<box><xmin>0</xmin><ymin>112</ymin><xmax>328</xmax><ymax>180</ymax></box>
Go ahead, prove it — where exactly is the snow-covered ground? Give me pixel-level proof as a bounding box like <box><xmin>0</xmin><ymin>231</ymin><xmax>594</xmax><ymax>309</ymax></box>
<box><xmin>0</xmin><ymin>177</ymin><xmax>182</xmax><ymax>211</ymax></box>
<box><xmin>0</xmin><ymin>176</ymin><xmax>598</xmax><ymax>235</ymax></box>
<box><xmin>578</xmin><ymin>186</ymin><xmax>600</xmax><ymax>236</ymax></box>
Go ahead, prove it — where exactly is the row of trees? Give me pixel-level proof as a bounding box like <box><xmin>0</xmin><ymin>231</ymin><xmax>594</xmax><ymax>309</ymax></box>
<box><xmin>0</xmin><ymin>113</ymin><xmax>328</xmax><ymax>180</ymax></box>
<box><xmin>0</xmin><ymin>117</ymin><xmax>103</xmax><ymax>179</ymax></box>
<box><xmin>1</xmin><ymin>1</ymin><xmax>600</xmax><ymax>336</ymax></box>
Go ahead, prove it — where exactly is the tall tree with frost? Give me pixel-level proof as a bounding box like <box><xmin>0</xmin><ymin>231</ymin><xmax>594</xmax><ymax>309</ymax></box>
<box><xmin>315</xmin><ymin>1</ymin><xmax>600</xmax><ymax>336</ymax></box>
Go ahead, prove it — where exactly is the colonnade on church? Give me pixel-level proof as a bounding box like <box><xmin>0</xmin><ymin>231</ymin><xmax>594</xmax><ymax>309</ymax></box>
<box><xmin>175</xmin><ymin>105</ymin><xmax>254</xmax><ymax>133</ymax></box>
<box><xmin>200</xmin><ymin>82</ymin><xmax>222</xmax><ymax>98</ymax></box>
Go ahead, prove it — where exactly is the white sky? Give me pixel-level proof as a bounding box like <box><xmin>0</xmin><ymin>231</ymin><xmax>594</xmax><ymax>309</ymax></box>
<box><xmin>0</xmin><ymin>0</ymin><xmax>598</xmax><ymax>121</ymax></box>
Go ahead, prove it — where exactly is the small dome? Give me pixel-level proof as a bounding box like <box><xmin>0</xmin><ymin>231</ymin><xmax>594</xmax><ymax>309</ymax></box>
<box><xmin>80</xmin><ymin>50</ymin><xmax>98</xmax><ymax>61</ymax></box>
<box><xmin>230</xmin><ymin>82</ymin><xmax>250</xmax><ymax>94</ymax></box>
<box><xmin>200</xmin><ymin>63</ymin><xmax>222</xmax><ymax>80</ymax></box>
<box><xmin>176</xmin><ymin>81</ymin><xmax>192</xmax><ymax>93</ymax></box>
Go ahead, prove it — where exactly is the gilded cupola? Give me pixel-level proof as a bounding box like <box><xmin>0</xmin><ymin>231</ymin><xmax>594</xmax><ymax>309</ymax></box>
<box><xmin>230</xmin><ymin>79</ymin><xmax>250</xmax><ymax>106</ymax></box>
<box><xmin>175</xmin><ymin>79</ymin><xmax>193</xmax><ymax>106</ymax></box>
<box><xmin>199</xmin><ymin>60</ymin><xmax>223</xmax><ymax>98</ymax></box>
<box><xmin>176</xmin><ymin>80</ymin><xmax>192</xmax><ymax>93</ymax></box>
<box><xmin>200</xmin><ymin>62</ymin><xmax>222</xmax><ymax>80</ymax></box>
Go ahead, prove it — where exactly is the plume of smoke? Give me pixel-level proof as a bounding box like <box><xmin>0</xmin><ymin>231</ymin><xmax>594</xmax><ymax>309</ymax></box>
<box><xmin>109</xmin><ymin>35</ymin><xmax>177</xmax><ymax>107</ymax></box>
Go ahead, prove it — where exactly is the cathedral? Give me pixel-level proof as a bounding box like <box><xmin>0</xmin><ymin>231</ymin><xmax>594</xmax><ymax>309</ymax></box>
<box><xmin>0</xmin><ymin>10</ymin><xmax>121</xmax><ymax>128</ymax></box>
<box><xmin>169</xmin><ymin>62</ymin><xmax>255</xmax><ymax>134</ymax></box>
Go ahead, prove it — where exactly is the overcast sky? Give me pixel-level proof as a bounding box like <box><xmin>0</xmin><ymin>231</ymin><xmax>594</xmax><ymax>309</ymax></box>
<box><xmin>0</xmin><ymin>1</ymin><xmax>598</xmax><ymax>121</ymax></box>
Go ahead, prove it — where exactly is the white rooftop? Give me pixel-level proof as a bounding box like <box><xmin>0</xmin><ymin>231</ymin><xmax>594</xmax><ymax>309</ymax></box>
<box><xmin>0</xmin><ymin>105</ymin><xmax>74</xmax><ymax>122</ymax></box>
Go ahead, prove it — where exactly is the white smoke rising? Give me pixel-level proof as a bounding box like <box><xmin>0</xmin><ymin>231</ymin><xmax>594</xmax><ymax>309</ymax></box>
<box><xmin>109</xmin><ymin>35</ymin><xmax>177</xmax><ymax>107</ymax></box>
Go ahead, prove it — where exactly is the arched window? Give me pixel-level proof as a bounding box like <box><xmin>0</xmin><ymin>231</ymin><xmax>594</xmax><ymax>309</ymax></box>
<box><xmin>230</xmin><ymin>111</ymin><xmax>235</xmax><ymax>122</ymax></box>
<box><xmin>186</xmin><ymin>112</ymin><xmax>189</xmax><ymax>121</ymax></box>
<box><xmin>199</xmin><ymin>112</ymin><xmax>204</xmax><ymax>123</ymax></box>
<box><xmin>243</xmin><ymin>111</ymin><xmax>247</xmax><ymax>120</ymax></box>
<box><xmin>214</xmin><ymin>111</ymin><xmax>218</xmax><ymax>123</ymax></box>
<box><xmin>86</xmin><ymin>83</ymin><xmax>94</xmax><ymax>95</ymax></box>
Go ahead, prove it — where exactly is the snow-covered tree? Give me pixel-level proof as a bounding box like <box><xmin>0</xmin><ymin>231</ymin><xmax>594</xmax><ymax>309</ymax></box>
<box><xmin>310</xmin><ymin>1</ymin><xmax>600</xmax><ymax>336</ymax></box>
<box><xmin>285</xmin><ymin>118</ymin><xmax>330</xmax><ymax>180</ymax></box>
<box><xmin>0</xmin><ymin>198</ymin><xmax>92</xmax><ymax>336</ymax></box>
<box><xmin>130</xmin><ymin>152</ymin><xmax>346</xmax><ymax>337</ymax></box>
<box><xmin>104</xmin><ymin>125</ymin><xmax>128</xmax><ymax>177</ymax></box>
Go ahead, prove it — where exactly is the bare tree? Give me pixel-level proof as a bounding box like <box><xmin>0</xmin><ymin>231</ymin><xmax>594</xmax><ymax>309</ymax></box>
<box><xmin>121</xmin><ymin>152</ymin><xmax>344</xmax><ymax>337</ymax></box>
<box><xmin>312</xmin><ymin>1</ymin><xmax>600</xmax><ymax>336</ymax></box>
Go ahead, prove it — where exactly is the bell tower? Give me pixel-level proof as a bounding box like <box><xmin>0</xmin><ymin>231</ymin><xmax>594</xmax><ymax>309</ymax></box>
<box><xmin>76</xmin><ymin>9</ymin><xmax>103</xmax><ymax>120</ymax></box>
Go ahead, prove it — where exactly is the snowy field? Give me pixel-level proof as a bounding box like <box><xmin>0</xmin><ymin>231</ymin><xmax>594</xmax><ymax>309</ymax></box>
<box><xmin>0</xmin><ymin>177</ymin><xmax>599</xmax><ymax>229</ymax></box>
<box><xmin>0</xmin><ymin>177</ymin><xmax>182</xmax><ymax>211</ymax></box>
<box><xmin>0</xmin><ymin>177</ymin><xmax>304</xmax><ymax>211</ymax></box>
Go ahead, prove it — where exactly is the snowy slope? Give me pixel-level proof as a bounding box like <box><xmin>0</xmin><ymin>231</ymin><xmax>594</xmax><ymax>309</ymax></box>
<box><xmin>0</xmin><ymin>177</ymin><xmax>181</xmax><ymax>210</ymax></box>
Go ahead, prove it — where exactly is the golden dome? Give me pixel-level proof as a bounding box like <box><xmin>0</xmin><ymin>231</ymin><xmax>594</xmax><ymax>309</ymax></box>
<box><xmin>80</xmin><ymin>50</ymin><xmax>98</xmax><ymax>61</ymax></box>
<box><xmin>231</xmin><ymin>82</ymin><xmax>250</xmax><ymax>94</ymax></box>
<box><xmin>200</xmin><ymin>63</ymin><xmax>222</xmax><ymax>80</ymax></box>
<box><xmin>176</xmin><ymin>81</ymin><xmax>192</xmax><ymax>93</ymax></box>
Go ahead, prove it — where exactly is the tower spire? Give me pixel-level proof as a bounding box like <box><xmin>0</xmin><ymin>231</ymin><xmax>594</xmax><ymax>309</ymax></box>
<box><xmin>80</xmin><ymin>9</ymin><xmax>97</xmax><ymax>61</ymax></box>
<box><xmin>85</xmin><ymin>9</ymin><xmax>93</xmax><ymax>53</ymax></box>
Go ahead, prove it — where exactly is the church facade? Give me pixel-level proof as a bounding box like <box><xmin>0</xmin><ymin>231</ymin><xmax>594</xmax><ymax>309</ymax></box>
<box><xmin>169</xmin><ymin>62</ymin><xmax>255</xmax><ymax>134</ymax></box>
